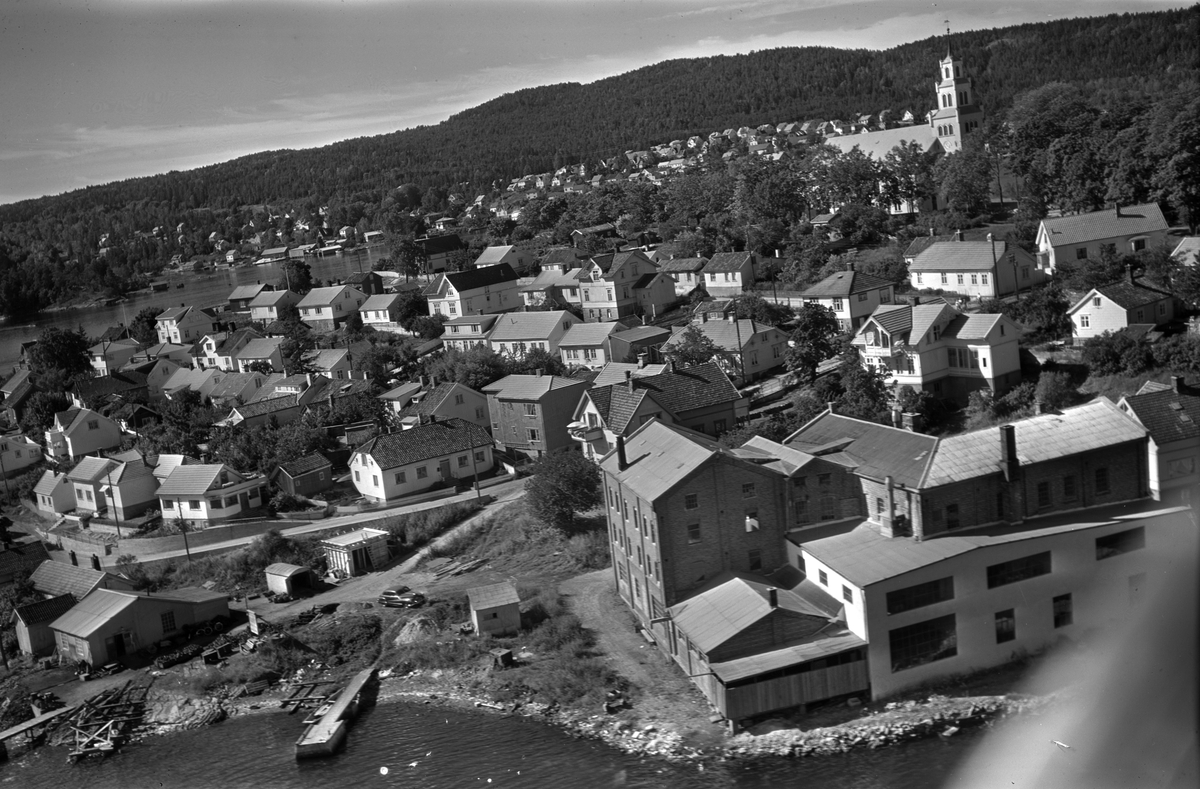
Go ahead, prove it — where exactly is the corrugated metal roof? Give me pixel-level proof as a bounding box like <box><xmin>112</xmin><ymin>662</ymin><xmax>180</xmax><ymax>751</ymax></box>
<box><xmin>709</xmin><ymin>630</ymin><xmax>866</xmax><ymax>683</ymax></box>
<box><xmin>483</xmin><ymin>374</ymin><xmax>588</xmax><ymax>400</ymax></box>
<box><xmin>49</xmin><ymin>589</ymin><xmax>137</xmax><ymax>638</ymax></box>
<box><xmin>921</xmin><ymin>399</ymin><xmax>1146</xmax><ymax>487</ymax></box>
<box><xmin>1041</xmin><ymin>203</ymin><xmax>1167</xmax><ymax>247</ymax></box>
<box><xmin>265</xmin><ymin>563</ymin><xmax>309</xmax><ymax>578</ymax></box>
<box><xmin>30</xmin><ymin>561</ymin><xmax>114</xmax><ymax>599</ymax></box>
<box><xmin>599</xmin><ymin>420</ymin><xmax>722</xmax><ymax>501</ymax></box>
<box><xmin>322</xmin><ymin>527</ymin><xmax>389</xmax><ymax>547</ymax></box>
<box><xmin>467</xmin><ymin>581</ymin><xmax>520</xmax><ymax>610</ymax></box>
<box><xmin>786</xmin><ymin>412</ymin><xmax>937</xmax><ymax>488</ymax></box>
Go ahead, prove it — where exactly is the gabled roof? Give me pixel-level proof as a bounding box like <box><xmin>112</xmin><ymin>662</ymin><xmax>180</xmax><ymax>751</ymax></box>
<box><xmin>1</xmin><ymin>369</ymin><xmax>32</xmax><ymax>395</ymax></box>
<box><xmin>395</xmin><ymin>382</ymin><xmax>471</xmax><ymax>418</ymax></box>
<box><xmin>487</xmin><ymin>311</ymin><xmax>576</xmax><ymax>342</ymax></box>
<box><xmin>208</xmin><ymin>372</ymin><xmax>265</xmax><ymax>400</ymax></box>
<box><xmin>702</xmin><ymin>252</ymin><xmax>753</xmax><ymax>273</ymax></box>
<box><xmin>214</xmin><ymin>328</ymin><xmax>262</xmax><ymax>355</ymax></box>
<box><xmin>355</xmin><ymin>418</ymin><xmax>492</xmax><ymax>470</ymax></box>
<box><xmin>909</xmin><ymin>241</ymin><xmax>1013</xmax><ymax>272</ymax></box>
<box><xmin>156</xmin><ymin>464</ymin><xmax>241</xmax><ymax>496</ymax></box>
<box><xmin>33</xmin><ymin>470</ymin><xmax>67</xmax><ymax>496</ymax></box>
<box><xmin>590</xmin><ymin>362</ymin><xmax>668</xmax><ymax>388</ymax></box>
<box><xmin>467</xmin><ymin>581</ymin><xmax>520</xmax><ymax>611</ymax></box>
<box><xmin>88</xmin><ymin>338</ymin><xmax>140</xmax><ymax>355</ymax></box>
<box><xmin>428</xmin><ymin>263</ymin><xmax>518</xmax><ymax>296</ymax></box>
<box><xmin>228</xmin><ymin>283</ymin><xmax>270</xmax><ymax>302</ymax></box>
<box><xmin>657</xmin><ymin>257</ymin><xmax>708</xmax><ymax>273</ymax></box>
<box><xmin>237</xmin><ymin>337</ymin><xmax>284</xmax><ymax>359</ymax></box>
<box><xmin>1122</xmin><ymin>383</ymin><xmax>1200</xmax><ymax>445</ymax></box>
<box><xmin>541</xmin><ymin>247</ymin><xmax>586</xmax><ymax>268</ymax></box>
<box><xmin>65</xmin><ymin>456</ymin><xmax>118</xmax><ymax>483</ymax></box>
<box><xmin>1171</xmin><ymin>236</ymin><xmax>1200</xmax><ymax>264</ymax></box>
<box><xmin>940</xmin><ymin>313</ymin><xmax>1005</xmax><ymax>341</ymax></box>
<box><xmin>345</xmin><ymin>271</ymin><xmax>381</xmax><ymax>285</ymax></box>
<box><xmin>474</xmin><ymin>245</ymin><xmax>517</xmax><ymax>265</ymax></box>
<box><xmin>921</xmin><ymin>398</ymin><xmax>1145</xmax><ymax>488</ymax></box>
<box><xmin>802</xmin><ymin>269</ymin><xmax>895</xmax><ymax>297</ymax></box>
<box><xmin>69</xmin><ymin>371</ymin><xmax>148</xmax><ymax>400</ymax></box>
<box><xmin>596</xmin><ymin>362</ymin><xmax>739</xmax><ymax>429</ymax></box>
<box><xmin>599</xmin><ymin>420</ymin><xmax>724</xmax><ymax>501</ymax></box>
<box><xmin>786</xmin><ymin>411</ymin><xmax>938</xmax><ymax>489</ymax></box>
<box><xmin>611</xmin><ymin>325</ymin><xmax>671</xmax><ymax>345</ymax></box>
<box><xmin>0</xmin><ymin>542</ymin><xmax>51</xmax><ymax>579</ymax></box>
<box><xmin>1041</xmin><ymin>203</ymin><xmax>1167</xmax><ymax>247</ymax></box>
<box><xmin>297</xmin><ymin>285</ymin><xmax>362</xmax><ymax>308</ymax></box>
<box><xmin>417</xmin><ymin>234</ymin><xmax>466</xmax><ymax>255</ymax></box>
<box><xmin>231</xmin><ymin>394</ymin><xmax>300</xmax><ymax>418</ymax></box>
<box><xmin>14</xmin><ymin>594</ymin><xmax>78</xmax><ymax>627</ymax></box>
<box><xmin>30</xmin><ymin>561</ymin><xmax>120</xmax><ymax>599</ymax></box>
<box><xmin>559</xmin><ymin>322</ymin><xmax>621</xmax><ymax>348</ymax></box>
<box><xmin>305</xmin><ymin>348</ymin><xmax>349</xmax><ymax>371</ymax></box>
<box><xmin>277</xmin><ymin>452</ymin><xmax>333</xmax><ymax>478</ymax></box>
<box><xmin>361</xmin><ymin>293</ymin><xmax>401</xmax><ymax>311</ymax></box>
<box><xmin>665</xmin><ymin>319</ymin><xmax>782</xmax><ymax>351</ymax></box>
<box><xmin>1086</xmin><ymin>280</ymin><xmax>1174</xmax><ymax>312</ymax></box>
<box><xmin>444</xmin><ymin>314</ymin><xmax>500</xmax><ymax>331</ymax></box>
<box><xmin>519</xmin><ymin>269</ymin><xmax>584</xmax><ymax>292</ymax></box>
<box><xmin>483</xmin><ymin>374</ymin><xmax>588</xmax><ymax>401</ymax></box>
<box><xmin>378</xmin><ymin>381</ymin><xmax>422</xmax><ymax>403</ymax></box>
<box><xmin>248</xmin><ymin>289</ymin><xmax>297</xmax><ymax>308</ymax></box>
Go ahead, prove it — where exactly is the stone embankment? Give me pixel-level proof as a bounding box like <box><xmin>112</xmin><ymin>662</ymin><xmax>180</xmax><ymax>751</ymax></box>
<box><xmin>143</xmin><ymin>693</ymin><xmax>228</xmax><ymax>734</ymax></box>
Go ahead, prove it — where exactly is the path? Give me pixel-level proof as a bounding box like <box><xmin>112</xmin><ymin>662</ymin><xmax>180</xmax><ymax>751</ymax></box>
<box><xmin>103</xmin><ymin>478</ymin><xmax>525</xmax><ymax>567</ymax></box>
<box><xmin>560</xmin><ymin>570</ymin><xmax>721</xmax><ymax>737</ymax></box>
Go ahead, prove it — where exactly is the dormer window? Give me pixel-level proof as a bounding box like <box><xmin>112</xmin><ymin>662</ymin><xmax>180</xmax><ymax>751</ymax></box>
<box><xmin>932</xmin><ymin>325</ymin><xmax>941</xmax><ymax>341</ymax></box>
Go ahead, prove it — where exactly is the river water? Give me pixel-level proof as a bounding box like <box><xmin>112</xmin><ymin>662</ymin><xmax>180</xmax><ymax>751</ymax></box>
<box><xmin>3</xmin><ymin>698</ymin><xmax>986</xmax><ymax>789</ymax></box>
<box><xmin>0</xmin><ymin>246</ymin><xmax>395</xmax><ymax>375</ymax></box>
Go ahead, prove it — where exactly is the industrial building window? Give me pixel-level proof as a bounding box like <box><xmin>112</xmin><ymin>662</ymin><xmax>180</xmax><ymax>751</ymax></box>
<box><xmin>1095</xmin><ymin>467</ymin><xmax>1110</xmax><ymax>494</ymax></box>
<box><xmin>987</xmin><ymin>552</ymin><xmax>1052</xmax><ymax>588</ymax></box>
<box><xmin>885</xmin><ymin>577</ymin><xmax>954</xmax><ymax>615</ymax></box>
<box><xmin>161</xmin><ymin>611</ymin><xmax>177</xmax><ymax>633</ymax></box>
<box><xmin>1053</xmin><ymin>594</ymin><xmax>1073</xmax><ymax>628</ymax></box>
<box><xmin>1096</xmin><ymin>527</ymin><xmax>1145</xmax><ymax>560</ymax></box>
<box><xmin>748</xmin><ymin>549</ymin><xmax>762</xmax><ymax>572</ymax></box>
<box><xmin>795</xmin><ymin>498</ymin><xmax>809</xmax><ymax>523</ymax></box>
<box><xmin>956</xmin><ymin>274</ymin><xmax>964</xmax><ymax>285</ymax></box>
<box><xmin>687</xmin><ymin>523</ymin><xmax>701</xmax><ymax>544</ymax></box>
<box><xmin>995</xmin><ymin>491</ymin><xmax>1005</xmax><ymax>519</ymax></box>
<box><xmin>396</xmin><ymin>472</ymin><xmax>406</xmax><ymax>484</ymax></box>
<box><xmin>945</xmin><ymin>503</ymin><xmax>960</xmax><ymax>530</ymax></box>
<box><xmin>1062</xmin><ymin>475</ymin><xmax>1077</xmax><ymax>501</ymax></box>
<box><xmin>684</xmin><ymin>493</ymin><xmax>699</xmax><ymax>509</ymax></box>
<box><xmin>842</xmin><ymin>585</ymin><xmax>853</xmax><ymax>603</ymax></box>
<box><xmin>889</xmin><ymin>614</ymin><xmax>957</xmax><ymax>672</ymax></box>
<box><xmin>523</xmin><ymin>403</ymin><xmax>537</xmax><ymax>416</ymax></box>
<box><xmin>742</xmin><ymin>482</ymin><xmax>756</xmax><ymax>498</ymax></box>
<box><xmin>818</xmin><ymin>569</ymin><xmax>828</xmax><ymax>586</ymax></box>
<box><xmin>1037</xmin><ymin>481</ymin><xmax>1051</xmax><ymax>509</ymax></box>
<box><xmin>527</xmin><ymin>428</ymin><xmax>540</xmax><ymax>442</ymax></box>
<box><xmin>713</xmin><ymin>419</ymin><xmax>727</xmax><ymax>433</ymax></box>
<box><xmin>876</xmin><ymin>497</ymin><xmax>884</xmax><ymax>514</ymax></box>
<box><xmin>820</xmin><ymin>496</ymin><xmax>836</xmax><ymax>521</ymax></box>
<box><xmin>994</xmin><ymin>610</ymin><xmax>1016</xmax><ymax>643</ymax></box>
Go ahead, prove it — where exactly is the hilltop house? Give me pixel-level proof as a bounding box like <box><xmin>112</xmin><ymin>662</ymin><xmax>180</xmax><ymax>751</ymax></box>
<box><xmin>442</xmin><ymin>314</ymin><xmax>499</xmax><ymax>353</ymax></box>
<box><xmin>518</xmin><ymin>269</ymin><xmax>587</xmax><ymax>310</ymax></box>
<box><xmin>227</xmin><ymin>282</ymin><xmax>274</xmax><ymax>311</ymax></box>
<box><xmin>484</xmin><ymin>373</ymin><xmax>591</xmax><ymax>458</ymax></box>
<box><xmin>701</xmin><ymin>252</ymin><xmax>756</xmax><ymax>297</ymax></box>
<box><xmin>657</xmin><ymin>257</ymin><xmax>708</xmax><ymax>295</ymax></box>
<box><xmin>474</xmin><ymin>245</ymin><xmax>532</xmax><ymax>271</ymax></box>
<box><xmin>270</xmin><ymin>452</ymin><xmax>334</xmax><ymax>499</ymax></box>
<box><xmin>416</xmin><ymin>235</ymin><xmax>467</xmax><ymax>275</ymax></box>
<box><xmin>1036</xmin><ymin>203</ymin><xmax>1169</xmax><ymax>272</ymax></box>
<box><xmin>360</xmin><ymin>293</ymin><xmax>404</xmax><ymax>332</ymax></box>
<box><xmin>425</xmin><ymin>263</ymin><xmax>520</xmax><ymax>318</ymax></box>
<box><xmin>351</xmin><ymin>418</ymin><xmax>494</xmax><ymax>502</ymax></box>
<box><xmin>65</xmin><ymin>456</ymin><xmax>159</xmax><ymax>520</ymax></box>
<box><xmin>30</xmin><ymin>561</ymin><xmax>135</xmax><ymax>600</ymax></box>
<box><xmin>558</xmin><ymin>322</ymin><xmax>624</xmax><ymax>369</ymax></box>
<box><xmin>0</xmin><ymin>432</ymin><xmax>43</xmax><ymax>478</ymax></box>
<box><xmin>853</xmin><ymin>302</ymin><xmax>1022</xmax><ymax>401</ymax></box>
<box><xmin>1067</xmin><ymin>273</ymin><xmax>1179</xmax><ymax>341</ymax></box>
<box><xmin>801</xmin><ymin>267</ymin><xmax>897</xmax><ymax>332</ymax></box>
<box><xmin>235</xmin><ymin>337</ymin><xmax>285</xmax><ymax>373</ymax></box>
<box><xmin>89</xmin><ymin>339</ymin><xmax>142</xmax><ymax>377</ymax></box>
<box><xmin>345</xmin><ymin>271</ymin><xmax>385</xmax><ymax>296</ymax></box>
<box><xmin>388</xmin><ymin>380</ymin><xmax>490</xmax><ymax>430</ymax></box>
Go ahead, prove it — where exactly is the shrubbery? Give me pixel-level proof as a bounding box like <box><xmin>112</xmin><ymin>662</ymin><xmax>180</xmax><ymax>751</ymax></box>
<box><xmin>381</xmin><ymin>501</ymin><xmax>482</xmax><ymax>547</ymax></box>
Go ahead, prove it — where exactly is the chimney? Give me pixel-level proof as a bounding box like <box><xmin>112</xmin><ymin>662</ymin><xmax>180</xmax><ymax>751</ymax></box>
<box><xmin>430</xmin><ymin>374</ymin><xmax>438</xmax><ymax>387</ymax></box>
<box><xmin>1173</xmin><ymin>375</ymin><xmax>1186</xmax><ymax>394</ymax></box>
<box><xmin>827</xmin><ymin>401</ymin><xmax>836</xmax><ymax>415</ymax></box>
<box><xmin>625</xmin><ymin>370</ymin><xmax>634</xmax><ymax>391</ymax></box>
<box><xmin>1127</xmin><ymin>263</ymin><xmax>1136</xmax><ymax>284</ymax></box>
<box><xmin>902</xmin><ymin>412</ymin><xmax>924</xmax><ymax>433</ymax></box>
<box><xmin>1115</xmin><ymin>203</ymin><xmax>1123</xmax><ymax>217</ymax></box>
<box><xmin>536</xmin><ymin>368</ymin><xmax>544</xmax><ymax>377</ymax></box>
<box><xmin>1034</xmin><ymin>399</ymin><xmax>1046</xmax><ymax>415</ymax></box>
<box><xmin>879</xmin><ymin>475</ymin><xmax>897</xmax><ymax>537</ymax></box>
<box><xmin>1000</xmin><ymin>424</ymin><xmax>1018</xmax><ymax>482</ymax></box>
<box><xmin>767</xmin><ymin>588</ymin><xmax>778</xmax><ymax>608</ymax></box>
<box><xmin>847</xmin><ymin>260</ymin><xmax>855</xmax><ymax>272</ymax></box>
<box><xmin>419</xmin><ymin>375</ymin><xmax>427</xmax><ymax>388</ymax></box>
<box><xmin>637</xmin><ymin>352</ymin><xmax>648</xmax><ymax>369</ymax></box>
<box><xmin>954</xmin><ymin>229</ymin><xmax>963</xmax><ymax>242</ymax></box>
<box><xmin>774</xmin><ymin>249</ymin><xmax>781</xmax><ymax>258</ymax></box>
<box><xmin>616</xmin><ymin>434</ymin><xmax>628</xmax><ymax>471</ymax></box>
<box><xmin>986</xmin><ymin>232</ymin><xmax>993</xmax><ymax>242</ymax></box>
<box><xmin>928</xmin><ymin>227</ymin><xmax>934</xmax><ymax>237</ymax></box>
<box><xmin>305</xmin><ymin>373</ymin><xmax>313</xmax><ymax>388</ymax></box>
<box><xmin>891</xmin><ymin>408</ymin><xmax>902</xmax><ymax>429</ymax></box>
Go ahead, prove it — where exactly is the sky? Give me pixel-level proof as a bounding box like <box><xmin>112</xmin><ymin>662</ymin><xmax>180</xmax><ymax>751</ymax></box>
<box><xmin>0</xmin><ymin>0</ymin><xmax>1185</xmax><ymax>206</ymax></box>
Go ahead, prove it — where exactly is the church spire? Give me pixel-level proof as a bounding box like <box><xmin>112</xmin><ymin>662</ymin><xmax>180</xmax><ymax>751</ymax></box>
<box><xmin>944</xmin><ymin>19</ymin><xmax>952</xmax><ymax>59</ymax></box>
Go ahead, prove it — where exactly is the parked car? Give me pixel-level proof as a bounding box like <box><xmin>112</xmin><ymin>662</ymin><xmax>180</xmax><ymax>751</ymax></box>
<box><xmin>377</xmin><ymin>587</ymin><xmax>412</xmax><ymax>607</ymax></box>
<box><xmin>393</xmin><ymin>591</ymin><xmax>426</xmax><ymax>609</ymax></box>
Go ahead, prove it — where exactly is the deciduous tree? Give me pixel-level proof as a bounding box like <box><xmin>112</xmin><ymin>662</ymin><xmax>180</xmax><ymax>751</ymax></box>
<box><xmin>524</xmin><ymin>449</ymin><xmax>602</xmax><ymax>530</ymax></box>
<box><xmin>786</xmin><ymin>303</ymin><xmax>840</xmax><ymax>384</ymax></box>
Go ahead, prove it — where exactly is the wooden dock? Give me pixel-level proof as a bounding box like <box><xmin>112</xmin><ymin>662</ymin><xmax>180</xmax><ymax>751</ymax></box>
<box><xmin>0</xmin><ymin>705</ymin><xmax>77</xmax><ymax>762</ymax></box>
<box><xmin>294</xmin><ymin>667</ymin><xmax>377</xmax><ymax>759</ymax></box>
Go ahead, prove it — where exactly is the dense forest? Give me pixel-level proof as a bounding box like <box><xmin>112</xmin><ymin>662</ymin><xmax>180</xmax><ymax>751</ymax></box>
<box><xmin>0</xmin><ymin>8</ymin><xmax>1196</xmax><ymax>315</ymax></box>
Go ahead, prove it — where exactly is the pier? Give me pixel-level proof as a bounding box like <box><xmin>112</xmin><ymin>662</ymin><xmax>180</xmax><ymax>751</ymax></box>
<box><xmin>294</xmin><ymin>667</ymin><xmax>377</xmax><ymax>759</ymax></box>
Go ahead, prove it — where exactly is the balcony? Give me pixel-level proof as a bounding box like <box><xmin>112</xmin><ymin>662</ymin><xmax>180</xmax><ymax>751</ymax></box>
<box><xmin>568</xmin><ymin>420</ymin><xmax>604</xmax><ymax>443</ymax></box>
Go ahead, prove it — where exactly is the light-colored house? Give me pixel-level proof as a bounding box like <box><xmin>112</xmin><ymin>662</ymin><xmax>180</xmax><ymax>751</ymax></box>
<box><xmin>474</xmin><ymin>245</ymin><xmax>532</xmax><ymax>271</ymax></box>
<box><xmin>1170</xmin><ymin>236</ymin><xmax>1200</xmax><ymax>266</ymax></box>
<box><xmin>351</xmin><ymin>418</ymin><xmax>494</xmax><ymax>502</ymax></box>
<box><xmin>1118</xmin><ymin>376</ymin><xmax>1200</xmax><ymax>504</ymax></box>
<box><xmin>161</xmin><ymin>367</ymin><xmax>224</xmax><ymax>401</ymax></box>
<box><xmin>305</xmin><ymin>348</ymin><xmax>354</xmax><ymax>380</ymax></box>
<box><xmin>578</xmin><ymin>251</ymin><xmax>675</xmax><ymax>323</ymax></box>
<box><xmin>657</xmin><ymin>257</ymin><xmax>708</xmax><ymax>295</ymax></box>
<box><xmin>1036</xmin><ymin>203</ymin><xmax>1170</xmax><ymax>273</ymax></box>
<box><xmin>1067</xmin><ymin>275</ymin><xmax>1179</xmax><ymax>341</ymax></box>
<box><xmin>65</xmin><ymin>456</ymin><xmax>159</xmax><ymax>520</ymax></box>
<box><xmin>248</xmin><ymin>289</ymin><xmax>301</xmax><ymax>323</ymax></box>
<box><xmin>207</xmin><ymin>372</ymin><xmax>268</xmax><ymax>408</ymax></box>
<box><xmin>487</xmin><ymin>310</ymin><xmax>582</xmax><ymax>359</ymax></box>
<box><xmin>801</xmin><ymin>267</ymin><xmax>897</xmax><ymax>332</ymax></box>
<box><xmin>558</xmin><ymin>322</ymin><xmax>623</xmax><ymax>369</ymax></box>
<box><xmin>661</xmin><ymin>317</ymin><xmax>790</xmax><ymax>385</ymax></box>
<box><xmin>518</xmin><ymin>269</ymin><xmax>586</xmax><ymax>310</ymax></box>
<box><xmin>701</xmin><ymin>252</ymin><xmax>756</xmax><ymax>297</ymax></box>
<box><xmin>44</xmin><ymin>408</ymin><xmax>122</xmax><ymax>462</ymax></box>
<box><xmin>13</xmin><ymin>595</ymin><xmax>79</xmax><ymax>657</ymax></box>
<box><xmin>910</xmin><ymin>240</ymin><xmax>1043</xmax><ymax>299</ymax></box>
<box><xmin>227</xmin><ymin>282</ymin><xmax>274</xmax><ymax>311</ymax></box>
<box><xmin>854</xmin><ymin>302</ymin><xmax>1022</xmax><ymax>401</ymax></box>
<box><xmin>296</xmin><ymin>285</ymin><xmax>366</xmax><ymax>331</ymax></box>
<box><xmin>360</xmin><ymin>293</ymin><xmax>404</xmax><ymax>331</ymax></box>
<box><xmin>197</xmin><ymin>328</ymin><xmax>263</xmax><ymax>371</ymax></box>
<box><xmin>425</xmin><ymin>263</ymin><xmax>520</xmax><ymax>318</ymax></box>
<box><xmin>155</xmin><ymin>306</ymin><xmax>216</xmax><ymax>345</ymax></box>
<box><xmin>89</xmin><ymin>339</ymin><xmax>142</xmax><ymax>377</ymax></box>
<box><xmin>51</xmin><ymin>587</ymin><xmax>229</xmax><ymax>668</ymax></box>
<box><xmin>442</xmin><ymin>314</ymin><xmax>499</xmax><ymax>352</ymax></box>
<box><xmin>0</xmin><ymin>432</ymin><xmax>43</xmax><ymax>478</ymax></box>
<box><xmin>33</xmin><ymin>469</ymin><xmax>74</xmax><ymax>515</ymax></box>
<box><xmin>389</xmin><ymin>380</ymin><xmax>490</xmax><ymax>430</ymax></box>
<box><xmin>157</xmin><ymin>464</ymin><xmax>267</xmax><ymax>526</ymax></box>
<box><xmin>236</xmin><ymin>337</ymin><xmax>285</xmax><ymax>373</ymax></box>
<box><xmin>468</xmin><ymin>582</ymin><xmax>521</xmax><ymax>637</ymax></box>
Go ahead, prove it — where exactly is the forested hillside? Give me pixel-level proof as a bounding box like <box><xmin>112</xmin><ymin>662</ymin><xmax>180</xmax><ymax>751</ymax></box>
<box><xmin>0</xmin><ymin>7</ymin><xmax>1196</xmax><ymax>315</ymax></box>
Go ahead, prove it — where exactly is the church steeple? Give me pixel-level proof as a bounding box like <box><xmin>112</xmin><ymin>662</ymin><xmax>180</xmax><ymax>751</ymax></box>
<box><xmin>929</xmin><ymin>30</ymin><xmax>983</xmax><ymax>153</ymax></box>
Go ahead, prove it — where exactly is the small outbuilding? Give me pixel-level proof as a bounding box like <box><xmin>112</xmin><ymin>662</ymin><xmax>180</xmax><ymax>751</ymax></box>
<box><xmin>12</xmin><ymin>594</ymin><xmax>77</xmax><ymax>656</ymax></box>
<box><xmin>270</xmin><ymin>452</ymin><xmax>334</xmax><ymax>499</ymax></box>
<box><xmin>321</xmin><ymin>528</ymin><xmax>390</xmax><ymax>578</ymax></box>
<box><xmin>264</xmin><ymin>563</ymin><xmax>312</xmax><ymax>597</ymax></box>
<box><xmin>467</xmin><ymin>581</ymin><xmax>521</xmax><ymax>637</ymax></box>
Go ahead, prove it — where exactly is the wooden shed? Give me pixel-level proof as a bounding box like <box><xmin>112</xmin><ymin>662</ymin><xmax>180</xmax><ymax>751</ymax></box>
<box><xmin>264</xmin><ymin>563</ymin><xmax>312</xmax><ymax>596</ymax></box>
<box><xmin>467</xmin><ymin>581</ymin><xmax>521</xmax><ymax>637</ymax></box>
<box><xmin>12</xmin><ymin>594</ymin><xmax>77</xmax><ymax>656</ymax></box>
<box><xmin>321</xmin><ymin>528</ymin><xmax>390</xmax><ymax>578</ymax></box>
<box><xmin>270</xmin><ymin>453</ymin><xmax>333</xmax><ymax>499</ymax></box>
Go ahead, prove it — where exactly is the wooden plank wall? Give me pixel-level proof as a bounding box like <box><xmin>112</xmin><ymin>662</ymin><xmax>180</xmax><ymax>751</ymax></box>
<box><xmin>721</xmin><ymin>662</ymin><xmax>869</xmax><ymax>721</ymax></box>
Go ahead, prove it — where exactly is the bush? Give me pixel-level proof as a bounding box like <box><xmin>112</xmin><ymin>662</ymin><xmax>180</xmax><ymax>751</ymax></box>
<box><xmin>382</xmin><ymin>501</ymin><xmax>481</xmax><ymax>547</ymax></box>
<box><xmin>270</xmin><ymin>491</ymin><xmax>309</xmax><ymax>513</ymax></box>
<box><xmin>1035</xmin><ymin>371</ymin><xmax>1080</xmax><ymax>411</ymax></box>
<box><xmin>304</xmin><ymin>614</ymin><xmax>382</xmax><ymax>669</ymax></box>
<box><xmin>1081</xmin><ymin>331</ymin><xmax>1154</xmax><ymax>377</ymax></box>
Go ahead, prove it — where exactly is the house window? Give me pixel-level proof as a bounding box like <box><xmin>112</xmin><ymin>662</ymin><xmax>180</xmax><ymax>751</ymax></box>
<box><xmin>161</xmin><ymin>612</ymin><xmax>177</xmax><ymax>633</ymax></box>
<box><xmin>832</xmin><ymin>298</ymin><xmax>843</xmax><ymax>311</ymax></box>
<box><xmin>189</xmin><ymin>500</ymin><xmax>201</xmax><ymax>510</ymax></box>
<box><xmin>684</xmin><ymin>493</ymin><xmax>698</xmax><ymax>510</ymax></box>
<box><xmin>687</xmin><ymin>523</ymin><xmax>701</xmax><ymax>544</ymax></box>
<box><xmin>476</xmin><ymin>407</ymin><xmax>485</xmax><ymax>419</ymax></box>
<box><xmin>970</xmin><ymin>274</ymin><xmax>977</xmax><ymax>285</ymax></box>
<box><xmin>1095</xmin><ymin>467</ymin><xmax>1110</xmax><ymax>494</ymax></box>
<box><xmin>842</xmin><ymin>585</ymin><xmax>853</xmax><ymax>603</ymax></box>
<box><xmin>956</xmin><ymin>274</ymin><xmax>964</xmax><ymax>285</ymax></box>
<box><xmin>987</xmin><ymin>552</ymin><xmax>1052</xmax><ymax>588</ymax></box>
<box><xmin>1077</xmin><ymin>247</ymin><xmax>1089</xmax><ymax>260</ymax></box>
<box><xmin>742</xmin><ymin>483</ymin><xmax>756</xmax><ymax>498</ymax></box>
<box><xmin>416</xmin><ymin>466</ymin><xmax>428</xmax><ymax>479</ymax></box>
<box><xmin>474</xmin><ymin>451</ymin><xmax>485</xmax><ymax>463</ymax></box>
<box><xmin>1053</xmin><ymin>594</ymin><xmax>1073</xmax><ymax>628</ymax></box>
<box><xmin>458</xmin><ymin>455</ymin><xmax>468</xmax><ymax>468</ymax></box>
<box><xmin>818</xmin><ymin>569</ymin><xmax>828</xmax><ymax>586</ymax></box>
<box><xmin>523</xmin><ymin>403</ymin><xmax>537</xmax><ymax>416</ymax></box>
<box><xmin>1096</xmin><ymin>527</ymin><xmax>1145</xmax><ymax>559</ymax></box>
<box><xmin>1079</xmin><ymin>315</ymin><xmax>1090</xmax><ymax>329</ymax></box>
<box><xmin>857</xmin><ymin>293</ymin><xmax>868</xmax><ymax>302</ymax></box>
<box><xmin>885</xmin><ymin>577</ymin><xmax>954</xmax><ymax>615</ymax></box>
<box><xmin>372</xmin><ymin>475</ymin><xmax>379</xmax><ymax>486</ymax></box>
<box><xmin>994</xmin><ymin>610</ymin><xmax>1016</xmax><ymax>643</ymax></box>
<box><xmin>748</xmin><ymin>549</ymin><xmax>762</xmax><ymax>572</ymax></box>
<box><xmin>527</xmin><ymin>428</ymin><xmax>540</xmax><ymax>442</ymax></box>
<box><xmin>945</xmin><ymin>503</ymin><xmax>960</xmax><ymax>529</ymax></box>
<box><xmin>713</xmin><ymin>419</ymin><xmax>726</xmax><ymax>434</ymax></box>
<box><xmin>940</xmin><ymin>273</ymin><xmax>948</xmax><ymax>285</ymax></box>
<box><xmin>876</xmin><ymin>497</ymin><xmax>884</xmax><ymax>515</ymax></box>
<box><xmin>455</xmin><ymin>394</ymin><xmax>464</xmax><ymax>405</ymax></box>
<box><xmin>1133</xmin><ymin>238</ymin><xmax>1146</xmax><ymax>252</ymax></box>
<box><xmin>1063</xmin><ymin>475</ymin><xmax>1077</xmax><ymax>501</ymax></box>
<box><xmin>1022</xmin><ymin>267</ymin><xmax>1030</xmax><ymax>280</ymax></box>
<box><xmin>889</xmin><ymin>614</ymin><xmax>957</xmax><ymax>672</ymax></box>
<box><xmin>88</xmin><ymin>420</ymin><xmax>99</xmax><ymax>430</ymax></box>
<box><xmin>396</xmin><ymin>471</ymin><xmax>406</xmax><ymax>484</ymax></box>
<box><xmin>1037</xmin><ymin>481</ymin><xmax>1051</xmax><ymax>509</ymax></box>
<box><xmin>354</xmin><ymin>470</ymin><xmax>360</xmax><ymax>482</ymax></box>
<box><xmin>981</xmin><ymin>274</ymin><xmax>989</xmax><ymax>285</ymax></box>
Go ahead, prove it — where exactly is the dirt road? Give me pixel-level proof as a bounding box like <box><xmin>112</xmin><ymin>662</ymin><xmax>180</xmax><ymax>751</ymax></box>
<box><xmin>560</xmin><ymin>570</ymin><xmax>723</xmax><ymax>739</ymax></box>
